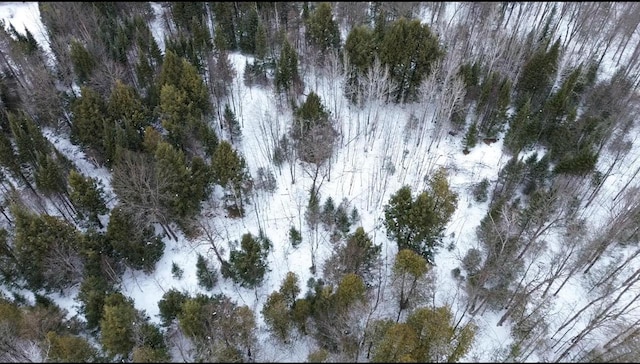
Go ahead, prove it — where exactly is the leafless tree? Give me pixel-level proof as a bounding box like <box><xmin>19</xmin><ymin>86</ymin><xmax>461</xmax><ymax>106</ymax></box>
<box><xmin>111</xmin><ymin>150</ymin><xmax>177</xmax><ymax>240</ymax></box>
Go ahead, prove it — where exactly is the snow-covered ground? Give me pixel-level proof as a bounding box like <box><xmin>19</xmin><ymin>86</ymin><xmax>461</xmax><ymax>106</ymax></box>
<box><xmin>2</xmin><ymin>2</ymin><xmax>640</xmax><ymax>362</ymax></box>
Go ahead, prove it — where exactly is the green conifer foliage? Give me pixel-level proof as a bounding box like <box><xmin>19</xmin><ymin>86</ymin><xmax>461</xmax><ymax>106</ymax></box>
<box><xmin>384</xmin><ymin>169</ymin><xmax>458</xmax><ymax>263</ymax></box>
<box><xmin>68</xmin><ymin>169</ymin><xmax>107</xmax><ymax>227</ymax></box>
<box><xmin>100</xmin><ymin>292</ymin><xmax>137</xmax><ymax>358</ymax></box>
<box><xmin>222</xmin><ymin>233</ymin><xmax>270</xmax><ymax>288</ymax></box>
<box><xmin>306</xmin><ymin>2</ymin><xmax>341</xmax><ymax>55</ymax></box>
<box><xmin>106</xmin><ymin>206</ymin><xmax>164</xmax><ymax>273</ymax></box>
<box><xmin>69</xmin><ymin>39</ymin><xmax>96</xmax><ymax>84</ymax></box>
<box><xmin>275</xmin><ymin>39</ymin><xmax>302</xmax><ymax>95</ymax></box>
<box><xmin>71</xmin><ymin>87</ymin><xmax>107</xmax><ymax>158</ymax></box>
<box><xmin>379</xmin><ymin>18</ymin><xmax>443</xmax><ymax>103</ymax></box>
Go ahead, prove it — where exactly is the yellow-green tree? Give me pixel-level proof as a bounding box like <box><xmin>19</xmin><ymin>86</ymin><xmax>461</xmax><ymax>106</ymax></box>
<box><xmin>100</xmin><ymin>292</ymin><xmax>137</xmax><ymax>358</ymax></box>
<box><xmin>384</xmin><ymin>167</ymin><xmax>458</xmax><ymax>264</ymax></box>
<box><xmin>406</xmin><ymin>306</ymin><xmax>476</xmax><ymax>362</ymax></box>
<box><xmin>392</xmin><ymin>249</ymin><xmax>432</xmax><ymax>319</ymax></box>
<box><xmin>371</xmin><ymin>306</ymin><xmax>476</xmax><ymax>363</ymax></box>
<box><xmin>45</xmin><ymin>332</ymin><xmax>98</xmax><ymax>362</ymax></box>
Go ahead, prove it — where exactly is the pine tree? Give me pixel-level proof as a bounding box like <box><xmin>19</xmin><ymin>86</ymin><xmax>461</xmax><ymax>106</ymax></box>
<box><xmin>69</xmin><ymin>39</ymin><xmax>96</xmax><ymax>84</ymax></box>
<box><xmin>463</xmin><ymin>122</ymin><xmax>478</xmax><ymax>151</ymax></box>
<box><xmin>406</xmin><ymin>306</ymin><xmax>477</xmax><ymax>362</ymax></box>
<box><xmin>154</xmin><ymin>140</ymin><xmax>197</xmax><ymax>222</ymax></box>
<box><xmin>305</xmin><ymin>2</ymin><xmax>341</xmax><ymax>57</ymax></box>
<box><xmin>159</xmin><ymin>83</ymin><xmax>190</xmax><ymax>150</ymax></box>
<box><xmin>71</xmin><ymin>87</ymin><xmax>107</xmax><ymax>159</ymax></box>
<box><xmin>107</xmin><ymin>79</ymin><xmax>149</xmax><ymax>152</ymax></box>
<box><xmin>323</xmin><ymin>226</ymin><xmax>382</xmax><ymax>285</ymax></box>
<box><xmin>275</xmin><ymin>38</ymin><xmax>302</xmax><ymax>95</ymax></box>
<box><xmin>223</xmin><ymin>103</ymin><xmax>242</xmax><ymax>143</ymax></box>
<box><xmin>211</xmin><ymin>3</ymin><xmax>237</xmax><ymax>51</ymax></box>
<box><xmin>516</xmin><ymin>39</ymin><xmax>561</xmax><ymax>110</ymax></box>
<box><xmin>12</xmin><ymin>207</ymin><xmax>83</xmax><ymax>291</ymax></box>
<box><xmin>383</xmin><ymin>170</ymin><xmax>457</xmax><ymax>264</ymax></box>
<box><xmin>8</xmin><ymin>111</ymin><xmax>50</xmax><ymax>167</ymax></box>
<box><xmin>238</xmin><ymin>5</ymin><xmax>260</xmax><ymax>54</ymax></box>
<box><xmin>222</xmin><ymin>233</ymin><xmax>269</xmax><ymax>288</ymax></box>
<box><xmin>254</xmin><ymin>21</ymin><xmax>268</xmax><ymax>60</ymax></box>
<box><xmin>210</xmin><ymin>141</ymin><xmax>250</xmax><ymax>214</ymax></box>
<box><xmin>100</xmin><ymin>292</ymin><xmax>137</xmax><ymax>358</ymax></box>
<box><xmin>77</xmin><ymin>275</ymin><xmax>113</xmax><ymax>330</ymax></box>
<box><xmin>262</xmin><ymin>291</ymin><xmax>292</xmax><ymax>342</ymax></box>
<box><xmin>158</xmin><ymin>288</ymin><xmax>188</xmax><ymax>327</ymax></box>
<box><xmin>371</xmin><ymin>322</ymin><xmax>418</xmax><ymax>362</ymax></box>
<box><xmin>392</xmin><ymin>249</ymin><xmax>430</xmax><ymax>313</ymax></box>
<box><xmin>195</xmin><ymin>253</ymin><xmax>218</xmax><ymax>290</ymax></box>
<box><xmin>68</xmin><ymin>169</ymin><xmax>107</xmax><ymax>227</ymax></box>
<box><xmin>106</xmin><ymin>206</ymin><xmax>165</xmax><ymax>273</ymax></box>
<box><xmin>379</xmin><ymin>18</ymin><xmax>443</xmax><ymax>103</ymax></box>
<box><xmin>46</xmin><ymin>332</ymin><xmax>99</xmax><ymax>362</ymax></box>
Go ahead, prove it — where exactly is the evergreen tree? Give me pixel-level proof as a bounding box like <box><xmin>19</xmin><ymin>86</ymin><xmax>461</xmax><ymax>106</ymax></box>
<box><xmin>71</xmin><ymin>87</ymin><xmax>107</xmax><ymax>159</ymax></box>
<box><xmin>68</xmin><ymin>169</ymin><xmax>107</xmax><ymax>227</ymax></box>
<box><xmin>238</xmin><ymin>5</ymin><xmax>260</xmax><ymax>54</ymax></box>
<box><xmin>178</xmin><ymin>293</ymin><xmax>257</xmax><ymax>362</ymax></box>
<box><xmin>516</xmin><ymin>39</ymin><xmax>561</xmax><ymax>110</ymax></box>
<box><xmin>12</xmin><ymin>208</ymin><xmax>83</xmax><ymax>291</ymax></box>
<box><xmin>463</xmin><ymin>122</ymin><xmax>478</xmax><ymax>151</ymax></box>
<box><xmin>254</xmin><ymin>20</ymin><xmax>268</xmax><ymax>61</ymax></box>
<box><xmin>77</xmin><ymin>275</ymin><xmax>113</xmax><ymax>330</ymax></box>
<box><xmin>323</xmin><ymin>226</ymin><xmax>381</xmax><ymax>285</ymax></box>
<box><xmin>379</xmin><ymin>18</ymin><xmax>443</xmax><ymax>103</ymax></box>
<box><xmin>195</xmin><ymin>253</ymin><xmax>218</xmax><ymax>290</ymax></box>
<box><xmin>222</xmin><ymin>232</ymin><xmax>270</xmax><ymax>288</ymax></box>
<box><xmin>289</xmin><ymin>226</ymin><xmax>302</xmax><ymax>248</ymax></box>
<box><xmin>107</xmin><ymin>79</ymin><xmax>149</xmax><ymax>153</ymax></box>
<box><xmin>275</xmin><ymin>38</ymin><xmax>302</xmax><ymax>95</ymax></box>
<box><xmin>211</xmin><ymin>3</ymin><xmax>237</xmax><ymax>51</ymax></box>
<box><xmin>305</xmin><ymin>2</ymin><xmax>341</xmax><ymax>57</ymax></box>
<box><xmin>159</xmin><ymin>83</ymin><xmax>190</xmax><ymax>150</ymax></box>
<box><xmin>8</xmin><ymin>111</ymin><xmax>50</xmax><ymax>167</ymax></box>
<box><xmin>100</xmin><ymin>292</ymin><xmax>137</xmax><ymax>358</ymax></box>
<box><xmin>383</xmin><ymin>168</ymin><xmax>457</xmax><ymax>263</ymax></box>
<box><xmin>46</xmin><ymin>332</ymin><xmax>99</xmax><ymax>362</ymax></box>
<box><xmin>392</xmin><ymin>249</ymin><xmax>431</xmax><ymax>313</ymax></box>
<box><xmin>158</xmin><ymin>288</ymin><xmax>188</xmax><ymax>327</ymax></box>
<box><xmin>262</xmin><ymin>291</ymin><xmax>292</xmax><ymax>342</ymax></box>
<box><xmin>370</xmin><ymin>305</ymin><xmax>476</xmax><ymax>362</ymax></box>
<box><xmin>223</xmin><ymin>103</ymin><xmax>242</xmax><ymax>143</ymax></box>
<box><xmin>69</xmin><ymin>39</ymin><xmax>96</xmax><ymax>84</ymax></box>
<box><xmin>106</xmin><ymin>206</ymin><xmax>165</xmax><ymax>273</ymax></box>
<box><xmin>34</xmin><ymin>153</ymin><xmax>68</xmax><ymax>197</ymax></box>
<box><xmin>154</xmin><ymin>140</ymin><xmax>197</xmax><ymax>222</ymax></box>
<box><xmin>210</xmin><ymin>141</ymin><xmax>250</xmax><ymax>215</ymax></box>
<box><xmin>503</xmin><ymin>99</ymin><xmax>536</xmax><ymax>155</ymax></box>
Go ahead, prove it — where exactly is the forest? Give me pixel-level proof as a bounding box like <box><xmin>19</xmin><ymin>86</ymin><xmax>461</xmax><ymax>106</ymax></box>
<box><xmin>1</xmin><ymin>1</ymin><xmax>640</xmax><ymax>362</ymax></box>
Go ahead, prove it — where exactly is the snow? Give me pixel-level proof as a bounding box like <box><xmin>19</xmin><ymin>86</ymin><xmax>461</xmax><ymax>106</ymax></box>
<box><xmin>0</xmin><ymin>2</ymin><xmax>53</xmax><ymax>65</ymax></box>
<box><xmin>2</xmin><ymin>2</ymin><xmax>640</xmax><ymax>363</ymax></box>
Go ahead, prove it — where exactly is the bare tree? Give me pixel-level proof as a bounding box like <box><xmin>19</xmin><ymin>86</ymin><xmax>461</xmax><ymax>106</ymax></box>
<box><xmin>111</xmin><ymin>150</ymin><xmax>177</xmax><ymax>240</ymax></box>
